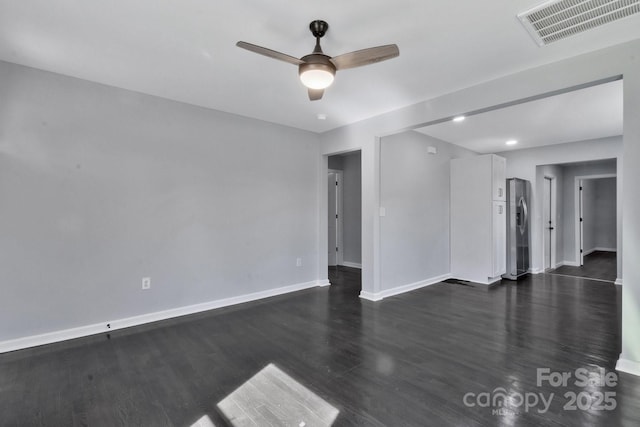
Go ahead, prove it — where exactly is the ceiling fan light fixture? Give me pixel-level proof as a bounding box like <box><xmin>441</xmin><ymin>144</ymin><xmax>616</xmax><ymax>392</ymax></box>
<box><xmin>299</xmin><ymin>63</ymin><xmax>335</xmax><ymax>89</ymax></box>
<box><xmin>237</xmin><ymin>19</ymin><xmax>399</xmax><ymax>100</ymax></box>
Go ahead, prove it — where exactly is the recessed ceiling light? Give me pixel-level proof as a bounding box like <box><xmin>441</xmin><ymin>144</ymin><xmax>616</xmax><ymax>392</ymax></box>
<box><xmin>317</xmin><ymin>113</ymin><xmax>327</xmax><ymax>120</ymax></box>
<box><xmin>453</xmin><ymin>116</ymin><xmax>465</xmax><ymax>122</ymax></box>
<box><xmin>506</xmin><ymin>139</ymin><xmax>518</xmax><ymax>146</ymax></box>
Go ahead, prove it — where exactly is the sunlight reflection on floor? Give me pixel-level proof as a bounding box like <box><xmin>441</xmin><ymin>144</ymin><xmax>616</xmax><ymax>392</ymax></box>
<box><xmin>190</xmin><ymin>414</ymin><xmax>216</xmax><ymax>427</ymax></box>
<box><xmin>217</xmin><ymin>363</ymin><xmax>339</xmax><ymax>426</ymax></box>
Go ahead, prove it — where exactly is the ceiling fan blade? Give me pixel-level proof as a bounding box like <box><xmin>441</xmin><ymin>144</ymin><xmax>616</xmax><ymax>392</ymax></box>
<box><xmin>236</xmin><ymin>41</ymin><xmax>304</xmax><ymax>66</ymax></box>
<box><xmin>308</xmin><ymin>88</ymin><xmax>324</xmax><ymax>101</ymax></box>
<box><xmin>330</xmin><ymin>44</ymin><xmax>399</xmax><ymax>70</ymax></box>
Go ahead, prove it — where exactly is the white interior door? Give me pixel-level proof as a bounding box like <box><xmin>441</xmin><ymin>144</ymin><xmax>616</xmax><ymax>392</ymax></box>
<box><xmin>543</xmin><ymin>177</ymin><xmax>553</xmax><ymax>270</ymax></box>
<box><xmin>579</xmin><ymin>179</ymin><xmax>584</xmax><ymax>266</ymax></box>
<box><xmin>328</xmin><ymin>172</ymin><xmax>337</xmax><ymax>266</ymax></box>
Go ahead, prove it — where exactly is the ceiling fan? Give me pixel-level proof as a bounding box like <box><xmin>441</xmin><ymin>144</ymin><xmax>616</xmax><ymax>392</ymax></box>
<box><xmin>236</xmin><ymin>20</ymin><xmax>399</xmax><ymax>101</ymax></box>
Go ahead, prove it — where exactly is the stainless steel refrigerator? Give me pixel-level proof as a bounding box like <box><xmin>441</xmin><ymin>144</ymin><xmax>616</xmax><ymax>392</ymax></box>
<box><xmin>503</xmin><ymin>178</ymin><xmax>530</xmax><ymax>280</ymax></box>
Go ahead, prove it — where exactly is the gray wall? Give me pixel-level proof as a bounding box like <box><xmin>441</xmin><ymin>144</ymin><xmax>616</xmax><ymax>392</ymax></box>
<box><xmin>327</xmin><ymin>156</ymin><xmax>343</xmax><ymax>170</ymax></box>
<box><xmin>594</xmin><ymin>178</ymin><xmax>617</xmax><ymax>250</ymax></box>
<box><xmin>560</xmin><ymin>159</ymin><xmax>617</xmax><ymax>262</ymax></box>
<box><xmin>0</xmin><ymin>60</ymin><xmax>320</xmax><ymax>341</ymax></box>
<box><xmin>380</xmin><ymin>131</ymin><xmax>476</xmax><ymax>290</ymax></box>
<box><xmin>341</xmin><ymin>152</ymin><xmax>362</xmax><ymax>265</ymax></box>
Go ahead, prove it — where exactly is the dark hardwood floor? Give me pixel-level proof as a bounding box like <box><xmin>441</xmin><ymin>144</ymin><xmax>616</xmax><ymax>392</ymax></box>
<box><xmin>1</xmin><ymin>268</ymin><xmax>639</xmax><ymax>426</ymax></box>
<box><xmin>550</xmin><ymin>251</ymin><xmax>617</xmax><ymax>282</ymax></box>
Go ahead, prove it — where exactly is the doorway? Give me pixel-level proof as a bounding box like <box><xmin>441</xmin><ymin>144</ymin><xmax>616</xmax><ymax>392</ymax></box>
<box><xmin>535</xmin><ymin>160</ymin><xmax>619</xmax><ymax>283</ymax></box>
<box><xmin>553</xmin><ymin>174</ymin><xmax>618</xmax><ymax>282</ymax></box>
<box><xmin>327</xmin><ymin>151</ymin><xmax>363</xmax><ymax>292</ymax></box>
<box><xmin>575</xmin><ymin>175</ymin><xmax>617</xmax><ymax>278</ymax></box>
<box><xmin>542</xmin><ymin>164</ymin><xmax>618</xmax><ymax>283</ymax></box>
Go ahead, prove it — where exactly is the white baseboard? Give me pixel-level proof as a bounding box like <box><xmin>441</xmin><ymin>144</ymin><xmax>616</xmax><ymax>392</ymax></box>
<box><xmin>340</xmin><ymin>262</ymin><xmax>362</xmax><ymax>269</ymax></box>
<box><xmin>593</xmin><ymin>247</ymin><xmax>617</xmax><ymax>253</ymax></box>
<box><xmin>359</xmin><ymin>273</ymin><xmax>452</xmax><ymax>302</ymax></box>
<box><xmin>615</xmin><ymin>278</ymin><xmax>623</xmax><ymax>286</ymax></box>
<box><xmin>317</xmin><ymin>279</ymin><xmax>331</xmax><ymax>287</ymax></box>
<box><xmin>0</xmin><ymin>279</ymin><xmax>327</xmax><ymax>354</ymax></box>
<box><xmin>530</xmin><ymin>268</ymin><xmax>543</xmax><ymax>274</ymax></box>
<box><xmin>359</xmin><ymin>291</ymin><xmax>383</xmax><ymax>302</ymax></box>
<box><xmin>616</xmin><ymin>358</ymin><xmax>640</xmax><ymax>377</ymax></box>
<box><xmin>558</xmin><ymin>260</ymin><xmax>580</xmax><ymax>267</ymax></box>
<box><xmin>486</xmin><ymin>276</ymin><xmax>502</xmax><ymax>285</ymax></box>
<box><xmin>584</xmin><ymin>247</ymin><xmax>616</xmax><ymax>256</ymax></box>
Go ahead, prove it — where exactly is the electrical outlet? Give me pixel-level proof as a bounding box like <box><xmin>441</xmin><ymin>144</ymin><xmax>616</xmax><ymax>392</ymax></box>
<box><xmin>142</xmin><ymin>277</ymin><xmax>151</xmax><ymax>290</ymax></box>
<box><xmin>296</xmin><ymin>257</ymin><xmax>302</xmax><ymax>267</ymax></box>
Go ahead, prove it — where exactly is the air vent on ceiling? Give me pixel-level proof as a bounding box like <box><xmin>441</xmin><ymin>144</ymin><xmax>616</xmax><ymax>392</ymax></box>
<box><xmin>518</xmin><ymin>0</ymin><xmax>640</xmax><ymax>46</ymax></box>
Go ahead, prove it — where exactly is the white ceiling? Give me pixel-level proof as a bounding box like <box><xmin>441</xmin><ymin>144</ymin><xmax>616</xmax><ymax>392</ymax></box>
<box><xmin>415</xmin><ymin>79</ymin><xmax>623</xmax><ymax>153</ymax></box>
<box><xmin>0</xmin><ymin>1</ymin><xmax>639</xmax><ymax>133</ymax></box>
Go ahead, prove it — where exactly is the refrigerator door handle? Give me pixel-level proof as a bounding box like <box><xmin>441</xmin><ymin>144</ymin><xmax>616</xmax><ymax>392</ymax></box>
<box><xmin>519</xmin><ymin>197</ymin><xmax>528</xmax><ymax>235</ymax></box>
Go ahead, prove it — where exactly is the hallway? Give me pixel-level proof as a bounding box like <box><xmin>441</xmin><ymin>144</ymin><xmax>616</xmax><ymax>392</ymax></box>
<box><xmin>550</xmin><ymin>251</ymin><xmax>617</xmax><ymax>283</ymax></box>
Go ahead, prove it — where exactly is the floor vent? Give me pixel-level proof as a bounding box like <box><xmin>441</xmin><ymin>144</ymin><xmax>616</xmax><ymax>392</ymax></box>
<box><xmin>518</xmin><ymin>0</ymin><xmax>640</xmax><ymax>46</ymax></box>
<box><xmin>444</xmin><ymin>278</ymin><xmax>475</xmax><ymax>287</ymax></box>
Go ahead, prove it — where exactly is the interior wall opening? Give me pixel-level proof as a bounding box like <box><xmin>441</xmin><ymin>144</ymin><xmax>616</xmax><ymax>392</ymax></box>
<box><xmin>537</xmin><ymin>160</ymin><xmax>618</xmax><ymax>284</ymax></box>
<box><xmin>377</xmin><ymin>77</ymin><xmax>622</xmax><ymax>291</ymax></box>
<box><xmin>327</xmin><ymin>151</ymin><xmax>362</xmax><ymax>295</ymax></box>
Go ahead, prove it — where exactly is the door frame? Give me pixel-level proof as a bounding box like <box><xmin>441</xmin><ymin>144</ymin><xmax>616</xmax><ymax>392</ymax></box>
<box><xmin>574</xmin><ymin>173</ymin><xmax>616</xmax><ymax>266</ymax></box>
<box><xmin>543</xmin><ymin>176</ymin><xmax>556</xmax><ymax>270</ymax></box>
<box><xmin>328</xmin><ymin>169</ymin><xmax>344</xmax><ymax>267</ymax></box>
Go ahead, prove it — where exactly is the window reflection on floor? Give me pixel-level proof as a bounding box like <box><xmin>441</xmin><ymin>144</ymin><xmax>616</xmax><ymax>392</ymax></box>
<box><xmin>217</xmin><ymin>363</ymin><xmax>339</xmax><ymax>426</ymax></box>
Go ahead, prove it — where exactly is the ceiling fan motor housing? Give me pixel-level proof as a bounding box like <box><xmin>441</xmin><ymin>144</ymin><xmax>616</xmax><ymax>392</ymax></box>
<box><xmin>299</xmin><ymin>54</ymin><xmax>336</xmax><ymax>76</ymax></box>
